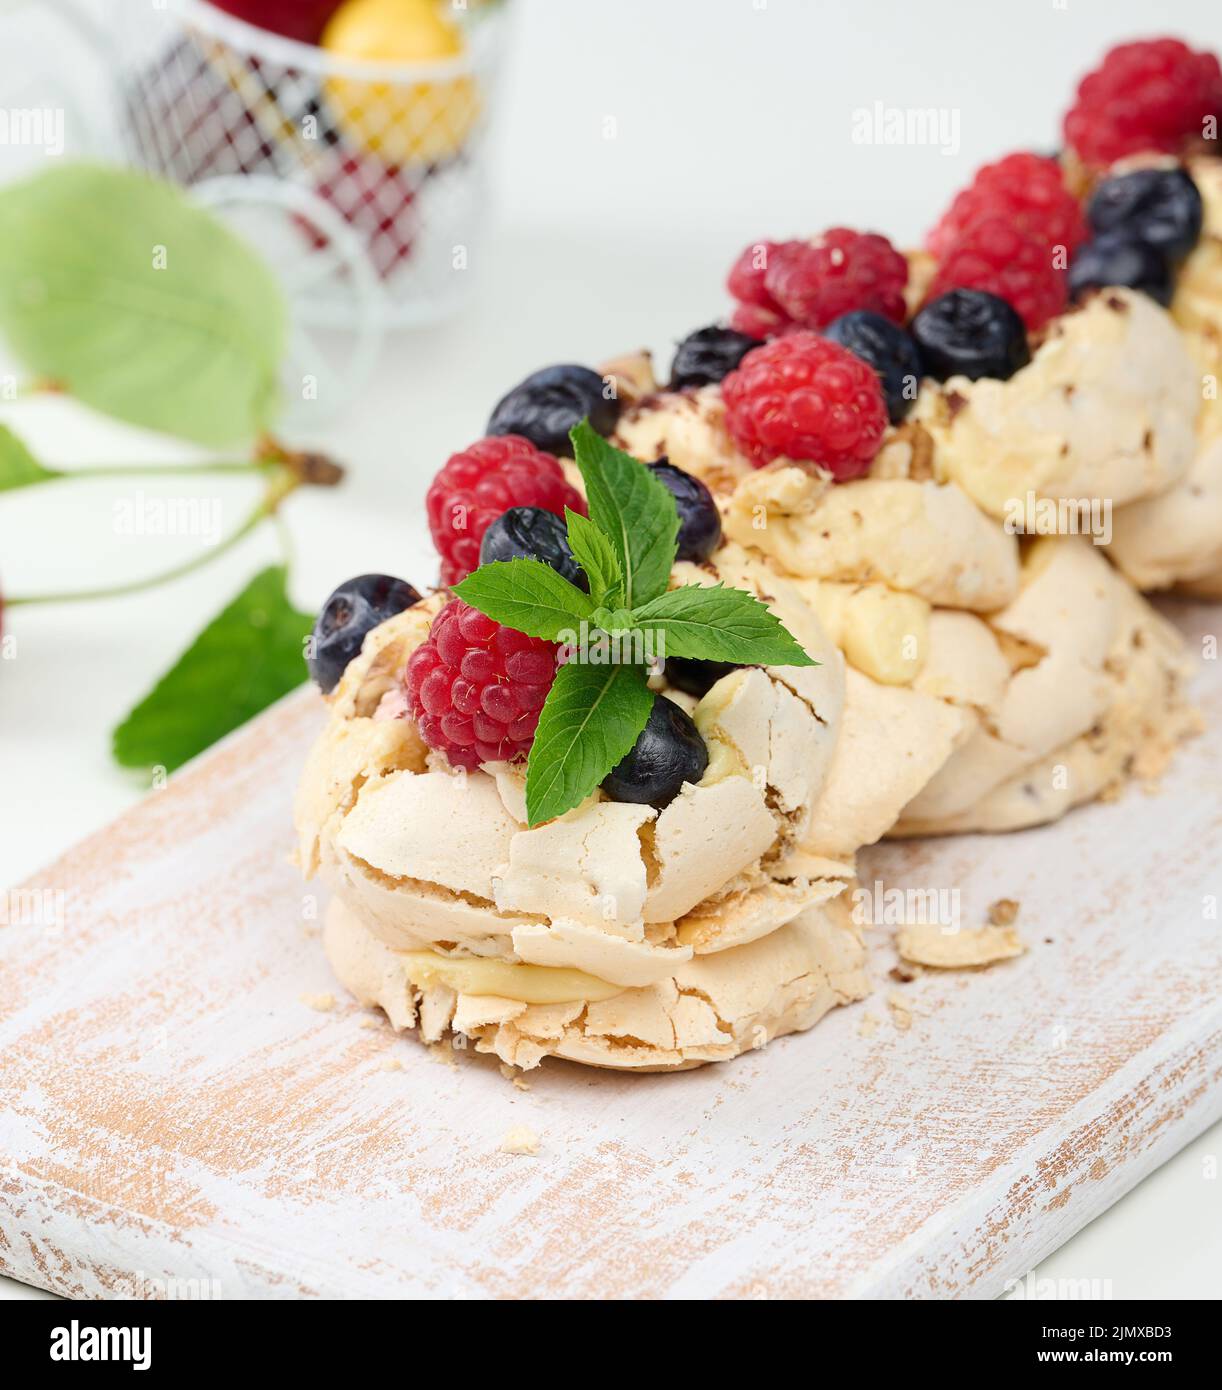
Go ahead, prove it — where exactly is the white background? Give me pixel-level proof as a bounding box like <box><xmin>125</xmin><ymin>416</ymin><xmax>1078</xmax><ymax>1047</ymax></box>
<box><xmin>0</xmin><ymin>0</ymin><xmax>1219</xmax><ymax>1298</ymax></box>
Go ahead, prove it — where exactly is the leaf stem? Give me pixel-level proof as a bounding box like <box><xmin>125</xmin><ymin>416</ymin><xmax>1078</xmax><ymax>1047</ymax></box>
<box><xmin>42</xmin><ymin>458</ymin><xmax>272</xmax><ymax>482</ymax></box>
<box><xmin>4</xmin><ymin>466</ymin><xmax>302</xmax><ymax>608</ymax></box>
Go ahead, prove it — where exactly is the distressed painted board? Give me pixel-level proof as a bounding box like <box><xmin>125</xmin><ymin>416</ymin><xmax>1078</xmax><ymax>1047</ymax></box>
<box><xmin>1</xmin><ymin>602</ymin><xmax>1220</xmax><ymax>1300</ymax></box>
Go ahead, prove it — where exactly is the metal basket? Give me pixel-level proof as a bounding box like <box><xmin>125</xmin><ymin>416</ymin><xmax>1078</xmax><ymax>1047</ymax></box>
<box><xmin>116</xmin><ymin>0</ymin><xmax>510</xmax><ymax>332</ymax></box>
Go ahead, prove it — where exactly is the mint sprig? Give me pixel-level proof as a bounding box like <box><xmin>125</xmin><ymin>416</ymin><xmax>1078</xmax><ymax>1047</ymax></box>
<box><xmin>456</xmin><ymin>422</ymin><xmax>817</xmax><ymax>826</ymax></box>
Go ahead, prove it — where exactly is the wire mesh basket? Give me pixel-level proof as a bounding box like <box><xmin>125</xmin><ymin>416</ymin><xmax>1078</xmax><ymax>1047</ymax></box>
<box><xmin>116</xmin><ymin>0</ymin><xmax>510</xmax><ymax>331</ymax></box>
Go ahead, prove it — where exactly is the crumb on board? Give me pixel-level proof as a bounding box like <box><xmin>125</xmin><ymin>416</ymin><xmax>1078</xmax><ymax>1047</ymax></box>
<box><xmin>428</xmin><ymin>1038</ymin><xmax>457</xmax><ymax>1068</ymax></box>
<box><xmin>357</xmin><ymin>1014</ymin><xmax>382</xmax><ymax>1030</ymax></box>
<box><xmin>886</xmin><ymin>991</ymin><xmax>913</xmax><ymax>1032</ymax></box>
<box><xmin>299</xmin><ymin>991</ymin><xmax>336</xmax><ymax>1013</ymax></box>
<box><xmin>888</xmin><ymin>962</ymin><xmax>919</xmax><ymax>984</ymax></box>
<box><xmin>500</xmin><ymin>1062</ymin><xmax>531</xmax><ymax>1091</ymax></box>
<box><xmin>857</xmin><ymin>1011</ymin><xmax>880</xmax><ymax>1038</ymax></box>
<box><xmin>501</xmin><ymin>1125</ymin><xmax>540</xmax><ymax>1157</ymax></box>
<box><xmin>379</xmin><ymin>1057</ymin><xmax>403</xmax><ymax>1072</ymax></box>
<box><xmin>898</xmin><ymin>922</ymin><xmax>1025</xmax><ymax>969</ymax></box>
<box><xmin>988</xmin><ymin>897</ymin><xmax>1020</xmax><ymax>927</ymax></box>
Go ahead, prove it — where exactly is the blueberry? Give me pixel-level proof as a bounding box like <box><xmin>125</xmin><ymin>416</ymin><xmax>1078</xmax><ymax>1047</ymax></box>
<box><xmin>1087</xmin><ymin>167</ymin><xmax>1203</xmax><ymax>263</ymax></box>
<box><xmin>911</xmin><ymin>289</ymin><xmax>1030</xmax><ymax>382</ymax></box>
<box><xmin>647</xmin><ymin>459</ymin><xmax>721</xmax><ymax>562</ymax></box>
<box><xmin>665</xmin><ymin>656</ymin><xmax>737</xmax><ymax>697</ymax></box>
<box><xmin>308</xmin><ymin>574</ymin><xmax>422</xmax><ymax>694</ymax></box>
<box><xmin>487</xmin><ymin>364</ymin><xmax>619</xmax><ymax>455</ymax></box>
<box><xmin>822</xmin><ymin>310</ymin><xmax>924</xmax><ymax>423</ymax></box>
<box><xmin>479</xmin><ymin>506</ymin><xmax>587</xmax><ymax>590</ymax></box>
<box><xmin>1068</xmin><ymin>233</ymin><xmax>1175</xmax><ymax>307</ymax></box>
<box><xmin>602</xmin><ymin>694</ymin><xmax>709</xmax><ymax>809</ymax></box>
<box><xmin>669</xmin><ymin>324</ymin><xmax>762</xmax><ymax>389</ymax></box>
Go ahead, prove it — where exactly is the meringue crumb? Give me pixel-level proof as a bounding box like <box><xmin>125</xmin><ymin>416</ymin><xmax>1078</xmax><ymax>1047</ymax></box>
<box><xmin>500</xmin><ymin>1125</ymin><xmax>540</xmax><ymax>1157</ymax></box>
<box><xmin>357</xmin><ymin>1014</ymin><xmax>382</xmax><ymax>1030</ymax></box>
<box><xmin>889</xmin><ymin>962</ymin><xmax>919</xmax><ymax>983</ymax></box>
<box><xmin>857</xmin><ymin>1012</ymin><xmax>880</xmax><ymax>1038</ymax></box>
<box><xmin>988</xmin><ymin>898</ymin><xmax>1020</xmax><ymax>927</ymax></box>
<box><xmin>299</xmin><ymin>991</ymin><xmax>336</xmax><ymax>1013</ymax></box>
<box><xmin>379</xmin><ymin>1057</ymin><xmax>403</xmax><ymax>1072</ymax></box>
<box><xmin>427</xmin><ymin>1038</ymin><xmax>457</xmax><ymax>1068</ymax></box>
<box><xmin>898</xmin><ymin>923</ymin><xmax>1024</xmax><ymax>969</ymax></box>
<box><xmin>500</xmin><ymin>1063</ymin><xmax>531</xmax><ymax>1091</ymax></box>
<box><xmin>886</xmin><ymin>991</ymin><xmax>913</xmax><ymax>1032</ymax></box>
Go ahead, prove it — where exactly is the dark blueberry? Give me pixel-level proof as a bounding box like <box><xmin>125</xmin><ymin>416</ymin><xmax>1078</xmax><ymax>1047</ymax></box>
<box><xmin>669</xmin><ymin>324</ymin><xmax>762</xmax><ymax>389</ymax></box>
<box><xmin>1087</xmin><ymin>167</ymin><xmax>1203</xmax><ymax>263</ymax></box>
<box><xmin>308</xmin><ymin>574</ymin><xmax>422</xmax><ymax>694</ymax></box>
<box><xmin>911</xmin><ymin>289</ymin><xmax>1030</xmax><ymax>382</ymax></box>
<box><xmin>665</xmin><ymin>656</ymin><xmax>737</xmax><ymax>698</ymax></box>
<box><xmin>1068</xmin><ymin>233</ymin><xmax>1175</xmax><ymax>307</ymax></box>
<box><xmin>822</xmin><ymin>310</ymin><xmax>924</xmax><ymax>423</ymax></box>
<box><xmin>647</xmin><ymin>459</ymin><xmax>722</xmax><ymax>562</ymax></box>
<box><xmin>486</xmin><ymin>364</ymin><xmax>619</xmax><ymax>455</ymax></box>
<box><xmin>479</xmin><ymin>506</ymin><xmax>587</xmax><ymax>590</ymax></box>
<box><xmin>602</xmin><ymin>694</ymin><xmax>709</xmax><ymax>809</ymax></box>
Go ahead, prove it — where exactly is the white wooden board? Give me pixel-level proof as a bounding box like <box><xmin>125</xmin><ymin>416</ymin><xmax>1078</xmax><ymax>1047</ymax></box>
<box><xmin>1</xmin><ymin>603</ymin><xmax>1220</xmax><ymax>1300</ymax></box>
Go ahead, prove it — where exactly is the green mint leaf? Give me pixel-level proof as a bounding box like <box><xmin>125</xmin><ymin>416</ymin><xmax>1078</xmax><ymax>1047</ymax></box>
<box><xmin>0</xmin><ymin>164</ymin><xmax>285</xmax><ymax>447</ymax></box>
<box><xmin>112</xmin><ymin>565</ymin><xmax>313</xmax><ymax>774</ymax></box>
<box><xmin>633</xmin><ymin>584</ymin><xmax>817</xmax><ymax>666</ymax></box>
<box><xmin>569</xmin><ymin>420</ymin><xmax>678</xmax><ymax>608</ymax></box>
<box><xmin>453</xmin><ymin>558</ymin><xmax>593</xmax><ymax>640</ymax></box>
<box><xmin>0</xmin><ymin>424</ymin><xmax>60</xmax><ymax>492</ymax></box>
<box><xmin>565</xmin><ymin>507</ymin><xmax>623</xmax><ymax>606</ymax></box>
<box><xmin>525</xmin><ymin>660</ymin><xmax>654</xmax><ymax>826</ymax></box>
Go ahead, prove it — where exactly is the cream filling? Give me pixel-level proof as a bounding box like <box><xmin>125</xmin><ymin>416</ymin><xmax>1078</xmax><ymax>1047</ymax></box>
<box><xmin>392</xmin><ymin>948</ymin><xmax>623</xmax><ymax>1004</ymax></box>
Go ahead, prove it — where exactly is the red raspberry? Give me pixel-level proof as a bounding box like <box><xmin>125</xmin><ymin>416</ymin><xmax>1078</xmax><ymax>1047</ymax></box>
<box><xmin>426</xmin><ymin>435</ymin><xmax>585</xmax><ymax>587</ymax></box>
<box><xmin>404</xmin><ymin>599</ymin><xmax>557</xmax><ymax>770</ymax></box>
<box><xmin>721</xmin><ymin>332</ymin><xmax>887</xmax><ymax>480</ymax></box>
<box><xmin>926</xmin><ymin>152</ymin><xmax>1088</xmax><ymax>260</ymax></box>
<box><xmin>763</xmin><ymin>229</ymin><xmax>908</xmax><ymax>328</ymax></box>
<box><xmin>1064</xmin><ymin>38</ymin><xmax>1222</xmax><ymax>166</ymax></box>
<box><xmin>927</xmin><ymin>218</ymin><xmax>1067</xmax><ymax>333</ymax></box>
<box><xmin>726</xmin><ymin>231</ymin><xmax>907</xmax><ymax>335</ymax></box>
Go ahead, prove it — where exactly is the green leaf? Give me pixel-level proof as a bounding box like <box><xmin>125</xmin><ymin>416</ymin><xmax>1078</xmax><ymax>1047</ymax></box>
<box><xmin>525</xmin><ymin>660</ymin><xmax>655</xmax><ymax>826</ymax></box>
<box><xmin>453</xmin><ymin>558</ymin><xmax>593</xmax><ymax>639</ymax></box>
<box><xmin>0</xmin><ymin>424</ymin><xmax>59</xmax><ymax>491</ymax></box>
<box><xmin>0</xmin><ymin>163</ymin><xmax>285</xmax><ymax>446</ymax></box>
<box><xmin>565</xmin><ymin>507</ymin><xmax>623</xmax><ymax>606</ymax></box>
<box><xmin>112</xmin><ymin>565</ymin><xmax>313</xmax><ymax>774</ymax></box>
<box><xmin>569</xmin><ymin>421</ymin><xmax>678</xmax><ymax>608</ymax></box>
<box><xmin>633</xmin><ymin>584</ymin><xmax>817</xmax><ymax>666</ymax></box>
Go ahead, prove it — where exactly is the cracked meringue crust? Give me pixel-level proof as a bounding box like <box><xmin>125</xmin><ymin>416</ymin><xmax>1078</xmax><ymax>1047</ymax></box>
<box><xmin>324</xmin><ymin>895</ymin><xmax>869</xmax><ymax>1072</ymax></box>
<box><xmin>911</xmin><ymin>287</ymin><xmax>1198</xmax><ymax>519</ymax></box>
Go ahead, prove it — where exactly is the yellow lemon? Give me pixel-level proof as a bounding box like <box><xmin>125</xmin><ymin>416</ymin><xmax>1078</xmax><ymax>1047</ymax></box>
<box><xmin>322</xmin><ymin>0</ymin><xmax>479</xmax><ymax>166</ymax></box>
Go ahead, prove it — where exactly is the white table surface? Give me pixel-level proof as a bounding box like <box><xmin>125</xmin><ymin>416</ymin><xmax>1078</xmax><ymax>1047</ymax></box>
<box><xmin>1</xmin><ymin>0</ymin><xmax>1219</xmax><ymax>1300</ymax></box>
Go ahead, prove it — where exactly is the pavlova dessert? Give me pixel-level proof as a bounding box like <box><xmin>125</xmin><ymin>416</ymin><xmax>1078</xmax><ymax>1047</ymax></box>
<box><xmin>295</xmin><ymin>35</ymin><xmax>1216</xmax><ymax>1070</ymax></box>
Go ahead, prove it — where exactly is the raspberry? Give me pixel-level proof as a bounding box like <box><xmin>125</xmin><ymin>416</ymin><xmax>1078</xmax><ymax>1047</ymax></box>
<box><xmin>404</xmin><ymin>599</ymin><xmax>557</xmax><ymax>770</ymax></box>
<box><xmin>927</xmin><ymin>218</ymin><xmax>1067</xmax><ymax>332</ymax></box>
<box><xmin>1064</xmin><ymin>38</ymin><xmax>1222</xmax><ymax>166</ymax></box>
<box><xmin>926</xmin><ymin>152</ymin><xmax>1088</xmax><ymax>259</ymax></box>
<box><xmin>764</xmin><ymin>230</ymin><xmax>908</xmax><ymax>328</ymax></box>
<box><xmin>721</xmin><ymin>332</ymin><xmax>887</xmax><ymax>480</ymax></box>
<box><xmin>426</xmin><ymin>435</ymin><xmax>585</xmax><ymax>587</ymax></box>
<box><xmin>726</xmin><ymin>240</ymin><xmax>784</xmax><ymax>309</ymax></box>
<box><xmin>726</xmin><ymin>231</ymin><xmax>908</xmax><ymax>336</ymax></box>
